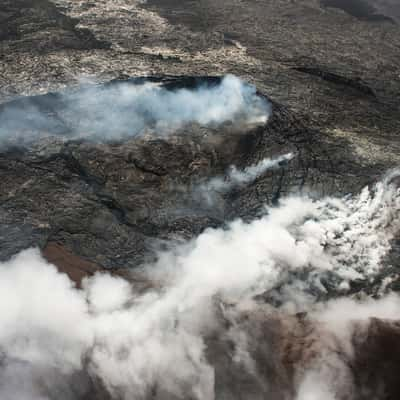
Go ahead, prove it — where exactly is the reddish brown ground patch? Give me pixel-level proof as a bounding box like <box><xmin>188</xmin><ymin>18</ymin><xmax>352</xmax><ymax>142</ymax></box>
<box><xmin>42</xmin><ymin>242</ymin><xmax>104</xmax><ymax>286</ymax></box>
<box><xmin>42</xmin><ymin>241</ymin><xmax>157</xmax><ymax>293</ymax></box>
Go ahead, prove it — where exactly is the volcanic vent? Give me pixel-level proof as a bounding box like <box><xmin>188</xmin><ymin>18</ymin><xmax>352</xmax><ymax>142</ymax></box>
<box><xmin>0</xmin><ymin>74</ymin><xmax>286</xmax><ymax>268</ymax></box>
<box><xmin>0</xmin><ymin>75</ymin><xmax>270</xmax><ymax>145</ymax></box>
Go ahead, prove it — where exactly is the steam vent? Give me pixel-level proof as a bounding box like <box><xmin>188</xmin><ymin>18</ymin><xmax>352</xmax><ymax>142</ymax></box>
<box><xmin>1</xmin><ymin>1</ymin><xmax>400</xmax><ymax>399</ymax></box>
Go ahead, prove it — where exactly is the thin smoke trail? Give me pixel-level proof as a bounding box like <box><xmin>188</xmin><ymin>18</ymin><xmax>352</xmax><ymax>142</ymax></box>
<box><xmin>228</xmin><ymin>153</ymin><xmax>294</xmax><ymax>185</ymax></box>
<box><xmin>211</xmin><ymin>152</ymin><xmax>294</xmax><ymax>190</ymax></box>
<box><xmin>198</xmin><ymin>153</ymin><xmax>294</xmax><ymax>204</ymax></box>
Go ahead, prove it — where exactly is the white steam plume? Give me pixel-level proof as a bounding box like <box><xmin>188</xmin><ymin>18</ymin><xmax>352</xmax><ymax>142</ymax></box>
<box><xmin>0</xmin><ymin>169</ymin><xmax>399</xmax><ymax>399</ymax></box>
<box><xmin>206</xmin><ymin>152</ymin><xmax>294</xmax><ymax>191</ymax></box>
<box><xmin>227</xmin><ymin>153</ymin><xmax>294</xmax><ymax>185</ymax></box>
<box><xmin>198</xmin><ymin>152</ymin><xmax>294</xmax><ymax>205</ymax></box>
<box><xmin>0</xmin><ymin>75</ymin><xmax>270</xmax><ymax>144</ymax></box>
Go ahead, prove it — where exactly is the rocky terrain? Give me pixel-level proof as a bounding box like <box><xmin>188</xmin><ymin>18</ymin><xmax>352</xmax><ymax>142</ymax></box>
<box><xmin>2</xmin><ymin>0</ymin><xmax>399</xmax><ymax>273</ymax></box>
<box><xmin>1</xmin><ymin>0</ymin><xmax>400</xmax><ymax>399</ymax></box>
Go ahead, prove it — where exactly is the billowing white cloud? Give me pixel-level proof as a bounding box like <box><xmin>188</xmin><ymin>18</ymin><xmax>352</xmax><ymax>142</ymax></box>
<box><xmin>0</xmin><ymin>169</ymin><xmax>399</xmax><ymax>399</ymax></box>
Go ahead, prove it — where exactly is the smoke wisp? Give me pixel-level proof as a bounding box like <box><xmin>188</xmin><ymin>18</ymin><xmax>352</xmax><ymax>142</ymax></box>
<box><xmin>196</xmin><ymin>153</ymin><xmax>294</xmax><ymax>205</ymax></box>
<box><xmin>204</xmin><ymin>152</ymin><xmax>294</xmax><ymax>191</ymax></box>
<box><xmin>0</xmin><ymin>169</ymin><xmax>399</xmax><ymax>399</ymax></box>
<box><xmin>0</xmin><ymin>75</ymin><xmax>270</xmax><ymax>145</ymax></box>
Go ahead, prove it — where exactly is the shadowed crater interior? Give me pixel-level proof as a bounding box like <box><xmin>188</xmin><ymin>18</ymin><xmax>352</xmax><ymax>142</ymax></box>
<box><xmin>321</xmin><ymin>0</ymin><xmax>395</xmax><ymax>22</ymax></box>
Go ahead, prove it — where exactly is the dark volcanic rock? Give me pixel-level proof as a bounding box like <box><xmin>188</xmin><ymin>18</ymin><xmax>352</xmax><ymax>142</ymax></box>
<box><xmin>352</xmin><ymin>318</ymin><xmax>400</xmax><ymax>399</ymax></box>
<box><xmin>0</xmin><ymin>0</ymin><xmax>109</xmax><ymax>52</ymax></box>
<box><xmin>320</xmin><ymin>0</ymin><xmax>396</xmax><ymax>22</ymax></box>
<box><xmin>0</xmin><ymin>75</ymin><xmax>376</xmax><ymax>270</ymax></box>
